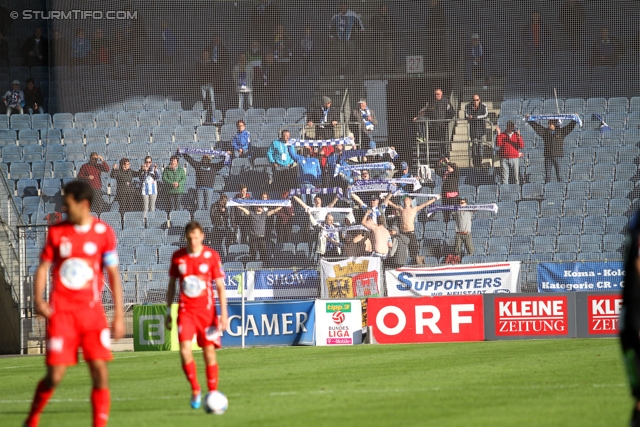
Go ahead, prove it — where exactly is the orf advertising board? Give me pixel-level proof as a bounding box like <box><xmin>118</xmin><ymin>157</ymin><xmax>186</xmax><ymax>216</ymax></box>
<box><xmin>483</xmin><ymin>293</ymin><xmax>577</xmax><ymax>340</ymax></box>
<box><xmin>576</xmin><ymin>292</ymin><xmax>622</xmax><ymax>338</ymax></box>
<box><xmin>315</xmin><ymin>300</ymin><xmax>363</xmax><ymax>346</ymax></box>
<box><xmin>367</xmin><ymin>296</ymin><xmax>484</xmax><ymax>344</ymax></box>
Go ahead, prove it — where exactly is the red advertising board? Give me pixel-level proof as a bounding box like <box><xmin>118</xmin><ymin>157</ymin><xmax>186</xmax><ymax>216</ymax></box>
<box><xmin>494</xmin><ymin>295</ymin><xmax>569</xmax><ymax>337</ymax></box>
<box><xmin>588</xmin><ymin>294</ymin><xmax>622</xmax><ymax>335</ymax></box>
<box><xmin>367</xmin><ymin>296</ymin><xmax>484</xmax><ymax>344</ymax></box>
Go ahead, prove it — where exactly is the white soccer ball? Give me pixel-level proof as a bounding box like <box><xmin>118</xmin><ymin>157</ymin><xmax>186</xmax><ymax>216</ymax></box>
<box><xmin>205</xmin><ymin>391</ymin><xmax>228</xmax><ymax>415</ymax></box>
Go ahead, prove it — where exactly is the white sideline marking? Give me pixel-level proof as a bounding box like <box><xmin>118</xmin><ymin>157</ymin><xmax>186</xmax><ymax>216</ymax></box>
<box><xmin>0</xmin><ymin>383</ymin><xmax>625</xmax><ymax>405</ymax></box>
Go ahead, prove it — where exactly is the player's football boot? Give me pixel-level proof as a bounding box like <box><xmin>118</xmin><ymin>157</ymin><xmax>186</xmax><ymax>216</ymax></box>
<box><xmin>190</xmin><ymin>391</ymin><xmax>202</xmax><ymax>409</ymax></box>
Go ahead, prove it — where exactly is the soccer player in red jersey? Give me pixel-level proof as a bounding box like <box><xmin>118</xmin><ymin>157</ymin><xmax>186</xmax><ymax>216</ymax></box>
<box><xmin>24</xmin><ymin>180</ymin><xmax>124</xmax><ymax>427</ymax></box>
<box><xmin>165</xmin><ymin>220</ymin><xmax>228</xmax><ymax>409</ymax></box>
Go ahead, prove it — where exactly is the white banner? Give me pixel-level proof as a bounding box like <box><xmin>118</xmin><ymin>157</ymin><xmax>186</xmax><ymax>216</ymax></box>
<box><xmin>320</xmin><ymin>257</ymin><xmax>383</xmax><ymax>299</ymax></box>
<box><xmin>385</xmin><ymin>261</ymin><xmax>521</xmax><ymax>297</ymax></box>
<box><xmin>314</xmin><ymin>300</ymin><xmax>363</xmax><ymax>346</ymax></box>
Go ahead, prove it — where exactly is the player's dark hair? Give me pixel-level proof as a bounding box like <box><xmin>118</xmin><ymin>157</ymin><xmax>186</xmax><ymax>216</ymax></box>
<box><xmin>184</xmin><ymin>221</ymin><xmax>203</xmax><ymax>235</ymax></box>
<box><xmin>63</xmin><ymin>180</ymin><xmax>94</xmax><ymax>204</ymax></box>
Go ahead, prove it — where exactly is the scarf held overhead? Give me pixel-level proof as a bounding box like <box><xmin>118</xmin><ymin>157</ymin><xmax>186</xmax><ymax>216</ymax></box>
<box><xmin>226</xmin><ymin>199</ymin><xmax>292</xmax><ymax>207</ymax></box>
<box><xmin>289</xmin><ymin>187</ymin><xmax>344</xmax><ymax>198</ymax></box>
<box><xmin>427</xmin><ymin>203</ymin><xmax>498</xmax><ymax>217</ymax></box>
<box><xmin>526</xmin><ymin>113</ymin><xmax>583</xmax><ymax>127</ymax></box>
<box><xmin>335</xmin><ymin>162</ymin><xmax>394</xmax><ymax>177</ymax></box>
<box><xmin>178</xmin><ymin>147</ymin><xmax>231</xmax><ymax>164</ymax></box>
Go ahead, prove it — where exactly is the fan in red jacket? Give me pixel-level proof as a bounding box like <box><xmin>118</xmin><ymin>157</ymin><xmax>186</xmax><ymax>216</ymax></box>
<box><xmin>495</xmin><ymin>120</ymin><xmax>524</xmax><ymax>185</ymax></box>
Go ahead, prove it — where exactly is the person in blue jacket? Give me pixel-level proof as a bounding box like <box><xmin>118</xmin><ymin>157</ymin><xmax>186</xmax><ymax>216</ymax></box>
<box><xmin>230</xmin><ymin>119</ymin><xmax>251</xmax><ymax>158</ymax></box>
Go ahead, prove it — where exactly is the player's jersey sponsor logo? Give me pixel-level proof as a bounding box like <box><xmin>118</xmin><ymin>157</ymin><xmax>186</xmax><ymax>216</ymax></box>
<box><xmin>94</xmin><ymin>223</ymin><xmax>107</xmax><ymax>234</ymax></box>
<box><xmin>59</xmin><ymin>257</ymin><xmax>94</xmax><ymax>290</ymax></box>
<box><xmin>83</xmin><ymin>241</ymin><xmax>98</xmax><ymax>256</ymax></box>
<box><xmin>100</xmin><ymin>328</ymin><xmax>111</xmax><ymax>349</ymax></box>
<box><xmin>199</xmin><ymin>263</ymin><xmax>209</xmax><ymax>273</ymax></box>
<box><xmin>182</xmin><ymin>275</ymin><xmax>206</xmax><ymax>298</ymax></box>
<box><xmin>203</xmin><ymin>251</ymin><xmax>212</xmax><ymax>259</ymax></box>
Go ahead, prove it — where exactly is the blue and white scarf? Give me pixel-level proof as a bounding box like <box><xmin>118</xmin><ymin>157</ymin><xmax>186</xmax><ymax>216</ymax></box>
<box><xmin>427</xmin><ymin>203</ymin><xmax>498</xmax><ymax>217</ymax></box>
<box><xmin>335</xmin><ymin>162</ymin><xmax>394</xmax><ymax>177</ymax></box>
<box><xmin>331</xmin><ymin>224</ymin><xmax>368</xmax><ymax>233</ymax></box>
<box><xmin>527</xmin><ymin>113</ymin><xmax>583</xmax><ymax>127</ymax></box>
<box><xmin>359</xmin><ymin>108</ymin><xmax>374</xmax><ymax>131</ymax></box>
<box><xmin>348</xmin><ymin>182</ymin><xmax>398</xmax><ymax>196</ymax></box>
<box><xmin>287</xmin><ymin>137</ymin><xmax>354</xmax><ymax>147</ymax></box>
<box><xmin>226</xmin><ymin>199</ymin><xmax>292</xmax><ymax>207</ymax></box>
<box><xmin>355</xmin><ymin>177</ymin><xmax>420</xmax><ymax>190</ymax></box>
<box><xmin>178</xmin><ymin>147</ymin><xmax>231</xmax><ymax>164</ymax></box>
<box><xmin>289</xmin><ymin>187</ymin><xmax>344</xmax><ymax>198</ymax></box>
<box><xmin>347</xmin><ymin>147</ymin><xmax>398</xmax><ymax>159</ymax></box>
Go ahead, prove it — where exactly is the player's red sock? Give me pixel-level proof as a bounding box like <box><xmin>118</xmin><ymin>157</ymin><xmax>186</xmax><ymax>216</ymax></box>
<box><xmin>206</xmin><ymin>364</ymin><xmax>219</xmax><ymax>391</ymax></box>
<box><xmin>25</xmin><ymin>379</ymin><xmax>54</xmax><ymax>427</ymax></box>
<box><xmin>182</xmin><ymin>360</ymin><xmax>200</xmax><ymax>393</ymax></box>
<box><xmin>91</xmin><ymin>387</ymin><xmax>110</xmax><ymax>427</ymax></box>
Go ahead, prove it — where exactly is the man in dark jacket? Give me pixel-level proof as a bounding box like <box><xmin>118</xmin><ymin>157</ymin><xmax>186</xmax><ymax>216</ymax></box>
<box><xmin>465</xmin><ymin>94</ymin><xmax>489</xmax><ymax>167</ymax></box>
<box><xmin>181</xmin><ymin>152</ymin><xmax>224</xmax><ymax>210</ymax></box>
<box><xmin>385</xmin><ymin>225</ymin><xmax>410</xmax><ymax>269</ymax></box>
<box><xmin>414</xmin><ymin>88</ymin><xmax>455</xmax><ymax>158</ymax></box>
<box><xmin>22</xmin><ymin>27</ymin><xmax>48</xmax><ymax>67</ymax></box>
<box><xmin>527</xmin><ymin>116</ymin><xmax>577</xmax><ymax>183</ymax></box>
<box><xmin>308</xmin><ymin>96</ymin><xmax>341</xmax><ymax>140</ymax></box>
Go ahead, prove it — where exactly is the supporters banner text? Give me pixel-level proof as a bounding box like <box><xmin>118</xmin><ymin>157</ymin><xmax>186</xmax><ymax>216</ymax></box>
<box><xmin>385</xmin><ymin>262</ymin><xmax>521</xmax><ymax>297</ymax></box>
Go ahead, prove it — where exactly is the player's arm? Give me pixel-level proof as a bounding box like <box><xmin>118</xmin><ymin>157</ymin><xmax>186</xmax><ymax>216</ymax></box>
<box><xmin>33</xmin><ymin>260</ymin><xmax>52</xmax><ymax>319</ymax></box>
<box><xmin>215</xmin><ymin>278</ymin><xmax>228</xmax><ymax>330</ymax></box>
<box><xmin>416</xmin><ymin>195</ymin><xmax>440</xmax><ymax>211</ymax></box>
<box><xmin>165</xmin><ymin>277</ymin><xmax>177</xmax><ymax>330</ymax></box>
<box><xmin>105</xmin><ymin>264</ymin><xmax>125</xmax><ymax>340</ymax></box>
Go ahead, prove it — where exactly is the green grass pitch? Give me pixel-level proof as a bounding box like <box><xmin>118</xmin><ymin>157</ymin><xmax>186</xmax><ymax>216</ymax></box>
<box><xmin>0</xmin><ymin>339</ymin><xmax>630</xmax><ymax>426</ymax></box>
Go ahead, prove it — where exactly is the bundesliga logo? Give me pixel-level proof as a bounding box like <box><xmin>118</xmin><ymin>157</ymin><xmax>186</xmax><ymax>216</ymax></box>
<box><xmin>332</xmin><ymin>311</ymin><xmax>345</xmax><ymax>325</ymax></box>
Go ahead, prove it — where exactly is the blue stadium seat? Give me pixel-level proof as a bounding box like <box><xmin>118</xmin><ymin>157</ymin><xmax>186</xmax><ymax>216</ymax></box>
<box><xmin>169</xmin><ymin>210</ymin><xmax>191</xmax><ymax>228</ymax></box>
<box><xmin>603</xmin><ymin>234</ymin><xmax>625</xmax><ymax>252</ymax></box>
<box><xmin>606</xmin><ymin>216</ymin><xmax>628</xmax><ymax>234</ymax></box>
<box><xmin>514</xmin><ymin>217</ymin><xmax>537</xmax><ymax>235</ymax></box>
<box><xmin>490</xmin><ymin>218</ymin><xmax>514</xmax><ymax>236</ymax></box>
<box><xmin>609</xmin><ymin>198</ymin><xmax>631</xmax><ymax>216</ymax></box>
<box><xmin>554</xmin><ymin>252</ymin><xmax>577</xmax><ymax>262</ymax></box>
<box><xmin>534</xmin><ymin>236</ymin><xmax>555</xmax><ymax>253</ymax></box>
<box><xmin>2</xmin><ymin>145</ymin><xmax>22</xmax><ymax>163</ymax></box>
<box><xmin>583</xmin><ymin>215</ymin><xmax>605</xmax><ymax>235</ymax></box>
<box><xmin>16</xmin><ymin>178</ymin><xmax>38</xmax><ymax>197</ymax></box>
<box><xmin>592</xmin><ymin>164</ymin><xmax>615</xmax><ymax>181</ymax></box>
<box><xmin>138</xmin><ymin>112</ymin><xmax>159</xmax><ymax>127</ymax></box>
<box><xmin>498</xmin><ymin>184</ymin><xmax>521</xmax><ymax>202</ymax></box>
<box><xmin>158</xmin><ymin>244</ymin><xmax>176</xmax><ymax>264</ymax></box>
<box><xmin>566</xmin><ymin>181</ymin><xmax>589</xmax><ymax>200</ymax></box>
<box><xmin>615</xmin><ymin>163</ymin><xmax>637</xmax><ymax>181</ymax></box>
<box><xmin>585</xmin><ymin>199</ymin><xmax>608</xmax><ymax>217</ymax></box>
<box><xmin>510</xmin><ymin>236</ymin><xmax>533</xmax><ymax>254</ymax></box>
<box><xmin>10</xmin><ymin>162</ymin><xmax>30</xmax><ymax>179</ymax></box>
<box><xmin>175</xmin><ymin>126</ymin><xmax>195</xmax><ymax>142</ymax></box>
<box><xmin>522</xmin><ymin>182</ymin><xmax>543</xmax><ymax>199</ymax></box>
<box><xmin>123</xmin><ymin>212</ymin><xmax>145</xmax><ymax>229</ymax></box>
<box><xmin>41</xmin><ymin>178</ymin><xmax>61</xmax><ymax>197</ymax></box>
<box><xmin>23</xmin><ymin>145</ymin><xmax>43</xmax><ymax>162</ymax></box>
<box><xmin>100</xmin><ymin>212</ymin><xmax>122</xmax><ymax>231</ymax></box>
<box><xmin>540</xmin><ymin>199</ymin><xmax>562</xmax><ymax>217</ymax></box>
<box><xmin>563</xmin><ymin>200</ymin><xmax>585</xmax><ymax>217</ymax></box>
<box><xmin>537</xmin><ymin>217</ymin><xmax>559</xmax><ymax>236</ymax></box>
<box><xmin>589</xmin><ymin>181</ymin><xmax>611</xmax><ymax>199</ymax></box>
<box><xmin>135</xmin><ymin>246</ymin><xmax>158</xmax><ymax>264</ymax></box>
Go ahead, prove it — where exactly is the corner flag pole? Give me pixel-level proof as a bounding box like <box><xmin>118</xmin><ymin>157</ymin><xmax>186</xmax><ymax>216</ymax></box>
<box><xmin>241</xmin><ymin>274</ymin><xmax>245</xmax><ymax>349</ymax></box>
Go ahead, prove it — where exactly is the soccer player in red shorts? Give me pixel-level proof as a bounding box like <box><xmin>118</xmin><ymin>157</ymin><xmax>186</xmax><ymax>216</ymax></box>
<box><xmin>165</xmin><ymin>220</ymin><xmax>228</xmax><ymax>409</ymax></box>
<box><xmin>24</xmin><ymin>180</ymin><xmax>125</xmax><ymax>427</ymax></box>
